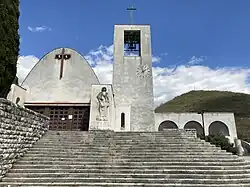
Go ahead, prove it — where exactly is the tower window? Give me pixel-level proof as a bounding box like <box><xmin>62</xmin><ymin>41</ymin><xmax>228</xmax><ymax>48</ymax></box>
<box><xmin>124</xmin><ymin>30</ymin><xmax>141</xmax><ymax>56</ymax></box>
<box><xmin>15</xmin><ymin>97</ymin><xmax>20</xmax><ymax>104</ymax></box>
<box><xmin>121</xmin><ymin>113</ymin><xmax>125</xmax><ymax>129</ymax></box>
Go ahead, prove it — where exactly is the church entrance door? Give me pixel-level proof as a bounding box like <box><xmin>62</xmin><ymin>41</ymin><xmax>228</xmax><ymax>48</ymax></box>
<box><xmin>26</xmin><ymin>105</ymin><xmax>90</xmax><ymax>131</ymax></box>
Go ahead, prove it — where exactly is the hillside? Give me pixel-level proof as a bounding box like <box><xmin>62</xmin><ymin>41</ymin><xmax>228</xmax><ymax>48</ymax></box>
<box><xmin>155</xmin><ymin>90</ymin><xmax>250</xmax><ymax>142</ymax></box>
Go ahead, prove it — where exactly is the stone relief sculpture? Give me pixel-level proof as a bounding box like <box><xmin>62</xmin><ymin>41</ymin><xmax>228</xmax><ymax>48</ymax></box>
<box><xmin>96</xmin><ymin>87</ymin><xmax>110</xmax><ymax>121</ymax></box>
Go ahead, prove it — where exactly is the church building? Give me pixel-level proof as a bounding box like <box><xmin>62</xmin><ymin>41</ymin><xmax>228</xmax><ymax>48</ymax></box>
<box><xmin>7</xmin><ymin>23</ymin><xmax>239</xmax><ymax>143</ymax></box>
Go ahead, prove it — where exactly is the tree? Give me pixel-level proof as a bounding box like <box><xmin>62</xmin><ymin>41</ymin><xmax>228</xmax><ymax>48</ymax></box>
<box><xmin>0</xmin><ymin>0</ymin><xmax>20</xmax><ymax>98</ymax></box>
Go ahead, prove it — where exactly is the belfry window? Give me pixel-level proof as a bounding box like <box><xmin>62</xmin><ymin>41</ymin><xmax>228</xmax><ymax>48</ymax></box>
<box><xmin>121</xmin><ymin>113</ymin><xmax>125</xmax><ymax>129</ymax></box>
<box><xmin>124</xmin><ymin>30</ymin><xmax>141</xmax><ymax>56</ymax></box>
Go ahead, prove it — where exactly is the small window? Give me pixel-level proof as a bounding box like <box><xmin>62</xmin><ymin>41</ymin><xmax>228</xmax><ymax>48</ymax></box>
<box><xmin>124</xmin><ymin>30</ymin><xmax>141</xmax><ymax>56</ymax></box>
<box><xmin>15</xmin><ymin>97</ymin><xmax>20</xmax><ymax>104</ymax></box>
<box><xmin>121</xmin><ymin>113</ymin><xmax>125</xmax><ymax>129</ymax></box>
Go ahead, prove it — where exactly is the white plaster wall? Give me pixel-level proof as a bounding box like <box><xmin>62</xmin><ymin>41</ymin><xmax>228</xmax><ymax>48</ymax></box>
<box><xmin>154</xmin><ymin>113</ymin><xmax>203</xmax><ymax>130</ymax></box>
<box><xmin>113</xmin><ymin>25</ymin><xmax>155</xmax><ymax>131</ymax></box>
<box><xmin>155</xmin><ymin>112</ymin><xmax>237</xmax><ymax>143</ymax></box>
<box><xmin>7</xmin><ymin>84</ymin><xmax>27</xmax><ymax>106</ymax></box>
<box><xmin>115</xmin><ymin>105</ymin><xmax>131</xmax><ymax>131</ymax></box>
<box><xmin>89</xmin><ymin>84</ymin><xmax>115</xmax><ymax>131</ymax></box>
<box><xmin>21</xmin><ymin>48</ymin><xmax>99</xmax><ymax>103</ymax></box>
<box><xmin>204</xmin><ymin>112</ymin><xmax>237</xmax><ymax>143</ymax></box>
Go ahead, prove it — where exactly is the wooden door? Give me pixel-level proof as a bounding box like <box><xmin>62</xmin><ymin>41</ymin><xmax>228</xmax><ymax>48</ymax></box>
<box><xmin>26</xmin><ymin>105</ymin><xmax>90</xmax><ymax>131</ymax></box>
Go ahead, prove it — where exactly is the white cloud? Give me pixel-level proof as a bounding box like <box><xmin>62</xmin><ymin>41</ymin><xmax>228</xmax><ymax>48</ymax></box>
<box><xmin>153</xmin><ymin>65</ymin><xmax>250</xmax><ymax>106</ymax></box>
<box><xmin>188</xmin><ymin>56</ymin><xmax>207</xmax><ymax>65</ymax></box>
<box><xmin>84</xmin><ymin>45</ymin><xmax>114</xmax><ymax>84</ymax></box>
<box><xmin>17</xmin><ymin>55</ymin><xmax>39</xmax><ymax>83</ymax></box>
<box><xmin>84</xmin><ymin>45</ymin><xmax>250</xmax><ymax>107</ymax></box>
<box><xmin>28</xmin><ymin>26</ymin><xmax>52</xmax><ymax>32</ymax></box>
<box><xmin>17</xmin><ymin>45</ymin><xmax>250</xmax><ymax>108</ymax></box>
<box><xmin>152</xmin><ymin>56</ymin><xmax>161</xmax><ymax>63</ymax></box>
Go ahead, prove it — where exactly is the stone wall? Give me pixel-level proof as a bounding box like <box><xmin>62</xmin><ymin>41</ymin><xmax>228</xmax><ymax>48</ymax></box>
<box><xmin>162</xmin><ymin>129</ymin><xmax>197</xmax><ymax>138</ymax></box>
<box><xmin>0</xmin><ymin>98</ymin><xmax>49</xmax><ymax>180</ymax></box>
<box><xmin>155</xmin><ymin>112</ymin><xmax>237</xmax><ymax>143</ymax></box>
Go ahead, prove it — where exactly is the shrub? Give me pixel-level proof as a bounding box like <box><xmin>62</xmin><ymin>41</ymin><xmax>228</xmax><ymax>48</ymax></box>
<box><xmin>205</xmin><ymin>134</ymin><xmax>237</xmax><ymax>155</ymax></box>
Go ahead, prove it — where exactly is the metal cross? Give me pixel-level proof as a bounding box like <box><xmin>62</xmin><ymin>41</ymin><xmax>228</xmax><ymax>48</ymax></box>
<box><xmin>55</xmin><ymin>48</ymin><xmax>71</xmax><ymax>79</ymax></box>
<box><xmin>127</xmin><ymin>5</ymin><xmax>136</xmax><ymax>24</ymax></box>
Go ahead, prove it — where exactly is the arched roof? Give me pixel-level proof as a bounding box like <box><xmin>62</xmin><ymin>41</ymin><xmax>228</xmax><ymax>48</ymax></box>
<box><xmin>21</xmin><ymin>47</ymin><xmax>100</xmax><ymax>103</ymax></box>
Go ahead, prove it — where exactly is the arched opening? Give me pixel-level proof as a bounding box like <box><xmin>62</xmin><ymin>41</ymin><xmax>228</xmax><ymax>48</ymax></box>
<box><xmin>184</xmin><ymin>121</ymin><xmax>204</xmax><ymax>136</ymax></box>
<box><xmin>15</xmin><ymin>97</ymin><xmax>20</xmax><ymax>104</ymax></box>
<box><xmin>158</xmin><ymin>120</ymin><xmax>178</xmax><ymax>131</ymax></box>
<box><xmin>209</xmin><ymin>121</ymin><xmax>230</xmax><ymax>136</ymax></box>
<box><xmin>121</xmin><ymin>113</ymin><xmax>125</xmax><ymax>129</ymax></box>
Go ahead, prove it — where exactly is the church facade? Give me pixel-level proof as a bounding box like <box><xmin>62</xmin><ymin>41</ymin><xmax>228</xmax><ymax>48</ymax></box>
<box><xmin>7</xmin><ymin>24</ymin><xmax>238</xmax><ymax>143</ymax></box>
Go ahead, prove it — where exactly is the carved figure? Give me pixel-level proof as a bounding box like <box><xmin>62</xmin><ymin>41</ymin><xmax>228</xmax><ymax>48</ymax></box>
<box><xmin>96</xmin><ymin>87</ymin><xmax>109</xmax><ymax>121</ymax></box>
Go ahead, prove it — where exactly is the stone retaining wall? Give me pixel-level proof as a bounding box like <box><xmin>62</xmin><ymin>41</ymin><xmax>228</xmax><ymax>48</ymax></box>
<box><xmin>162</xmin><ymin>129</ymin><xmax>197</xmax><ymax>138</ymax></box>
<box><xmin>0</xmin><ymin>98</ymin><xmax>49</xmax><ymax>180</ymax></box>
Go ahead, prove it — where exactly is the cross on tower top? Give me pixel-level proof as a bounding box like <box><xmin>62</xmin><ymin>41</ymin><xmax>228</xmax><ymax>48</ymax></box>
<box><xmin>126</xmin><ymin>5</ymin><xmax>136</xmax><ymax>24</ymax></box>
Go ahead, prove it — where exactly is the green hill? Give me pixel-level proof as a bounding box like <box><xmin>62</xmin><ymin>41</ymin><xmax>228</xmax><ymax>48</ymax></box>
<box><xmin>155</xmin><ymin>90</ymin><xmax>250</xmax><ymax>142</ymax></box>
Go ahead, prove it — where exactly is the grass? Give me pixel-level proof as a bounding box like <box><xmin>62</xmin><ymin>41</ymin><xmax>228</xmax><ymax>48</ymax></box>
<box><xmin>155</xmin><ymin>90</ymin><xmax>250</xmax><ymax>142</ymax></box>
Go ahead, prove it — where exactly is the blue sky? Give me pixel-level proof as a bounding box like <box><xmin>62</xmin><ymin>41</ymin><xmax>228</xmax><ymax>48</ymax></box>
<box><xmin>18</xmin><ymin>0</ymin><xmax>250</xmax><ymax>105</ymax></box>
<box><xmin>19</xmin><ymin>0</ymin><xmax>250</xmax><ymax>68</ymax></box>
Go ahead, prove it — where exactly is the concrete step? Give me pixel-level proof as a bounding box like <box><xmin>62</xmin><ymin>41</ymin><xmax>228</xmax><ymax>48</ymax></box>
<box><xmin>27</xmin><ymin>147</ymin><xmax>221</xmax><ymax>151</ymax></box>
<box><xmin>2</xmin><ymin>177</ymin><xmax>250</xmax><ymax>184</ymax></box>
<box><xmin>8</xmin><ymin>168</ymin><xmax>250</xmax><ymax>174</ymax></box>
<box><xmin>41</xmin><ymin>137</ymin><xmax>196</xmax><ymax>140</ymax></box>
<box><xmin>34</xmin><ymin>141</ymin><xmax>212</xmax><ymax>146</ymax></box>
<box><xmin>5</xmin><ymin>172</ymin><xmax>250</xmax><ymax>179</ymax></box>
<box><xmin>14</xmin><ymin>160</ymin><xmax>248</xmax><ymax>166</ymax></box>
<box><xmin>25</xmin><ymin>150</ymin><xmax>228</xmax><ymax>155</ymax></box>
<box><xmin>12</xmin><ymin>164</ymin><xmax>250</xmax><ymax>170</ymax></box>
<box><xmin>2</xmin><ymin>130</ymin><xmax>248</xmax><ymax>186</ymax></box>
<box><xmin>30</xmin><ymin>145</ymin><xmax>217</xmax><ymax>149</ymax></box>
<box><xmin>19</xmin><ymin>157</ymin><xmax>244</xmax><ymax>162</ymax></box>
<box><xmin>41</xmin><ymin>136</ymin><xmax>198</xmax><ymax>139</ymax></box>
<box><xmin>36</xmin><ymin>140</ymin><xmax>202</xmax><ymax>144</ymax></box>
<box><xmin>45</xmin><ymin>131</ymin><xmax>187</xmax><ymax>135</ymax></box>
<box><xmin>1</xmin><ymin>182</ymin><xmax>250</xmax><ymax>187</ymax></box>
<box><xmin>21</xmin><ymin>154</ymin><xmax>238</xmax><ymax>159</ymax></box>
<box><xmin>22</xmin><ymin>152</ymin><xmax>235</xmax><ymax>158</ymax></box>
<box><xmin>43</xmin><ymin>132</ymin><xmax>198</xmax><ymax>136</ymax></box>
<box><xmin>34</xmin><ymin>142</ymin><xmax>209</xmax><ymax>146</ymax></box>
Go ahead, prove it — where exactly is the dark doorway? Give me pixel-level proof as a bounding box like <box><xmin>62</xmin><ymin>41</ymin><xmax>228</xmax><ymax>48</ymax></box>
<box><xmin>209</xmin><ymin>121</ymin><xmax>230</xmax><ymax>136</ymax></box>
<box><xmin>158</xmin><ymin>120</ymin><xmax>178</xmax><ymax>131</ymax></box>
<box><xmin>26</xmin><ymin>105</ymin><xmax>90</xmax><ymax>131</ymax></box>
<box><xmin>184</xmin><ymin>121</ymin><xmax>204</xmax><ymax>136</ymax></box>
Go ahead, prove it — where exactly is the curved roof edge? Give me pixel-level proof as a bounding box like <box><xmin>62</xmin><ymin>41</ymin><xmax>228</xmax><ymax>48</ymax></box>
<box><xmin>21</xmin><ymin>47</ymin><xmax>100</xmax><ymax>85</ymax></box>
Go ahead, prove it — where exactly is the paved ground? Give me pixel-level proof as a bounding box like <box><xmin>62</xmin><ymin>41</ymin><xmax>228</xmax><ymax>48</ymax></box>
<box><xmin>243</xmin><ymin>156</ymin><xmax>250</xmax><ymax>161</ymax></box>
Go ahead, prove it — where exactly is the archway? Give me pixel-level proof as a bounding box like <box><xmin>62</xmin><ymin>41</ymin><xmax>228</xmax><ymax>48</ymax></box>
<box><xmin>184</xmin><ymin>121</ymin><xmax>204</xmax><ymax>136</ymax></box>
<box><xmin>158</xmin><ymin>120</ymin><xmax>178</xmax><ymax>131</ymax></box>
<box><xmin>209</xmin><ymin>121</ymin><xmax>230</xmax><ymax>136</ymax></box>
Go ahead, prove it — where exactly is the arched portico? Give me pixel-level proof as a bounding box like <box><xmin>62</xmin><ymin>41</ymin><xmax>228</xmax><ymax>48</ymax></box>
<box><xmin>158</xmin><ymin>120</ymin><xmax>178</xmax><ymax>131</ymax></box>
<box><xmin>184</xmin><ymin>121</ymin><xmax>204</xmax><ymax>135</ymax></box>
<box><xmin>209</xmin><ymin>121</ymin><xmax>230</xmax><ymax>136</ymax></box>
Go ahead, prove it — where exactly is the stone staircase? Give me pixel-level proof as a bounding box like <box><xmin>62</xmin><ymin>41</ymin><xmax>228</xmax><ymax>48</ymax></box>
<box><xmin>1</xmin><ymin>130</ymin><xmax>250</xmax><ymax>186</ymax></box>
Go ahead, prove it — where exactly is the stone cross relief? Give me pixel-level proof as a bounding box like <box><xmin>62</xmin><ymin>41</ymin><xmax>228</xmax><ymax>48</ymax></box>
<box><xmin>55</xmin><ymin>48</ymin><xmax>71</xmax><ymax>80</ymax></box>
<box><xmin>96</xmin><ymin>87</ymin><xmax>110</xmax><ymax>121</ymax></box>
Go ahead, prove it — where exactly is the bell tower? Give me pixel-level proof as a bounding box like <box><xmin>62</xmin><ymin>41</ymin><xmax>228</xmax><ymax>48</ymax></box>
<box><xmin>112</xmin><ymin>24</ymin><xmax>155</xmax><ymax>131</ymax></box>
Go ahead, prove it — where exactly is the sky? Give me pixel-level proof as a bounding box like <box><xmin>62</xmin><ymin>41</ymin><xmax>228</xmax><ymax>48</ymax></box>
<box><xmin>18</xmin><ymin>0</ymin><xmax>250</xmax><ymax>106</ymax></box>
